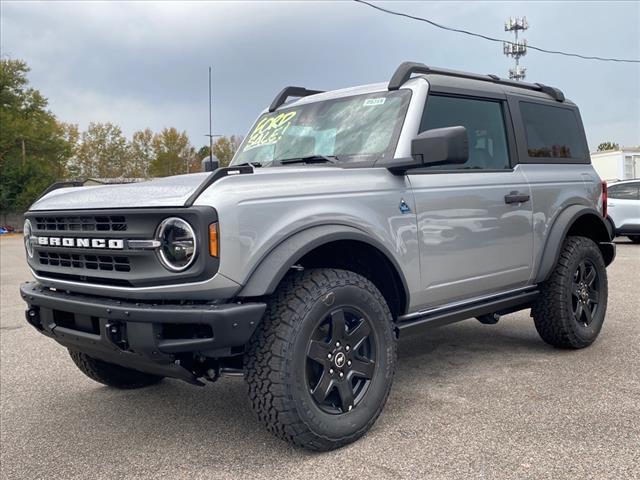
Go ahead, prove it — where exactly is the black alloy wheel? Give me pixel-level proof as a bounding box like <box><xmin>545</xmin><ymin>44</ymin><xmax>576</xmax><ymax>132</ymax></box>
<box><xmin>306</xmin><ymin>307</ymin><xmax>376</xmax><ymax>414</ymax></box>
<box><xmin>570</xmin><ymin>259</ymin><xmax>601</xmax><ymax>327</ymax></box>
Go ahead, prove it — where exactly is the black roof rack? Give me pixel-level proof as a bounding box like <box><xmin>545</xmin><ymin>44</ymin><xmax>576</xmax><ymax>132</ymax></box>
<box><xmin>388</xmin><ymin>61</ymin><xmax>565</xmax><ymax>102</ymax></box>
<box><xmin>269</xmin><ymin>86</ymin><xmax>325</xmax><ymax>112</ymax></box>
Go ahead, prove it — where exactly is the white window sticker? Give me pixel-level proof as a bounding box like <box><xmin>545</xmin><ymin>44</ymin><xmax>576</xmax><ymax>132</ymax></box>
<box><xmin>363</xmin><ymin>98</ymin><xmax>386</xmax><ymax>107</ymax></box>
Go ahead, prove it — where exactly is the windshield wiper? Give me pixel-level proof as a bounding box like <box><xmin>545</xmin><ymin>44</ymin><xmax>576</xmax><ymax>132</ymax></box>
<box><xmin>279</xmin><ymin>155</ymin><xmax>339</xmax><ymax>165</ymax></box>
<box><xmin>235</xmin><ymin>161</ymin><xmax>263</xmax><ymax>168</ymax></box>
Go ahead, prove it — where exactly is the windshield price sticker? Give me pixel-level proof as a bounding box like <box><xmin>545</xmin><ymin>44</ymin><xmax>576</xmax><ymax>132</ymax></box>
<box><xmin>244</xmin><ymin>111</ymin><xmax>298</xmax><ymax>150</ymax></box>
<box><xmin>363</xmin><ymin>98</ymin><xmax>386</xmax><ymax>107</ymax></box>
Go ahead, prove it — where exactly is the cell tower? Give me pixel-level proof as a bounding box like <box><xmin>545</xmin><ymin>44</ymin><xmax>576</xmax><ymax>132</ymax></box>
<box><xmin>504</xmin><ymin>17</ymin><xmax>528</xmax><ymax>81</ymax></box>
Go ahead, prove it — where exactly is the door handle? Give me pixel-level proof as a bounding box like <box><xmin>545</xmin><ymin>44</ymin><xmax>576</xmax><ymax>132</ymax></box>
<box><xmin>504</xmin><ymin>191</ymin><xmax>530</xmax><ymax>204</ymax></box>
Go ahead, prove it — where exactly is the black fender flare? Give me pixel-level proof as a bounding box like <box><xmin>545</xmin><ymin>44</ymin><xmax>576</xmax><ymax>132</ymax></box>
<box><xmin>605</xmin><ymin>215</ymin><xmax>616</xmax><ymax>237</ymax></box>
<box><xmin>535</xmin><ymin>205</ymin><xmax>614</xmax><ymax>283</ymax></box>
<box><xmin>236</xmin><ymin>224</ymin><xmax>410</xmax><ymax>305</ymax></box>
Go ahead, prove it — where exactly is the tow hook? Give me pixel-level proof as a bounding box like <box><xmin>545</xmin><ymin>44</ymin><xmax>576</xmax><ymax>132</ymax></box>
<box><xmin>105</xmin><ymin>321</ymin><xmax>128</xmax><ymax>350</ymax></box>
<box><xmin>25</xmin><ymin>308</ymin><xmax>43</xmax><ymax>331</ymax></box>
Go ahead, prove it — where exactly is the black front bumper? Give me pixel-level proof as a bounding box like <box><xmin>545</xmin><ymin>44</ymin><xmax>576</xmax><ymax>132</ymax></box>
<box><xmin>20</xmin><ymin>282</ymin><xmax>266</xmax><ymax>383</ymax></box>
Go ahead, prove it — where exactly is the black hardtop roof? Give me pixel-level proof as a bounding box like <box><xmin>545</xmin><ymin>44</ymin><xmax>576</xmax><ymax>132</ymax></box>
<box><xmin>267</xmin><ymin>61</ymin><xmax>573</xmax><ymax>112</ymax></box>
<box><xmin>390</xmin><ymin>61</ymin><xmax>569</xmax><ymax>104</ymax></box>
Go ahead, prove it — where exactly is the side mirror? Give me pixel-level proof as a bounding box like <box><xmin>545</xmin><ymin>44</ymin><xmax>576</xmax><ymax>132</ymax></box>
<box><xmin>201</xmin><ymin>155</ymin><xmax>220</xmax><ymax>172</ymax></box>
<box><xmin>412</xmin><ymin>126</ymin><xmax>468</xmax><ymax>167</ymax></box>
<box><xmin>386</xmin><ymin>126</ymin><xmax>469</xmax><ymax>174</ymax></box>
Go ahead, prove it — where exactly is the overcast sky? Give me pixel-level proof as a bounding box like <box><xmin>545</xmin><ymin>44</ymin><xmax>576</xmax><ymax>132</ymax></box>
<box><xmin>2</xmin><ymin>1</ymin><xmax>639</xmax><ymax>151</ymax></box>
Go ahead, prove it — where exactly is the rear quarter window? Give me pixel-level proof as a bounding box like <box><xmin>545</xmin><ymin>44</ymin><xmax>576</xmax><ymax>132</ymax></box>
<box><xmin>519</xmin><ymin>101</ymin><xmax>588</xmax><ymax>163</ymax></box>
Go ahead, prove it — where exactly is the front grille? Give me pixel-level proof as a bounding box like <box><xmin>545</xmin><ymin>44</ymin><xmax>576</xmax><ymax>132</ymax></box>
<box><xmin>27</xmin><ymin>206</ymin><xmax>218</xmax><ymax>290</ymax></box>
<box><xmin>34</xmin><ymin>215</ymin><xmax>127</xmax><ymax>232</ymax></box>
<box><xmin>39</xmin><ymin>251</ymin><xmax>131</xmax><ymax>272</ymax></box>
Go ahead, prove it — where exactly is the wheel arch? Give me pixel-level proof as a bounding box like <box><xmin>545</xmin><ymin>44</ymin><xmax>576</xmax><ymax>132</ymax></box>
<box><xmin>535</xmin><ymin>205</ymin><xmax>615</xmax><ymax>283</ymax></box>
<box><xmin>236</xmin><ymin>225</ymin><xmax>410</xmax><ymax>318</ymax></box>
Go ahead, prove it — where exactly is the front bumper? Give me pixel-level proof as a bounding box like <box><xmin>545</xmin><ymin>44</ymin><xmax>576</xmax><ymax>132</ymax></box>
<box><xmin>20</xmin><ymin>282</ymin><xmax>266</xmax><ymax>383</ymax></box>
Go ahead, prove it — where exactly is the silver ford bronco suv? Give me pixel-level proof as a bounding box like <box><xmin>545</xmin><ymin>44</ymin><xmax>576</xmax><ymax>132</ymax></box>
<box><xmin>21</xmin><ymin>62</ymin><xmax>615</xmax><ymax>450</ymax></box>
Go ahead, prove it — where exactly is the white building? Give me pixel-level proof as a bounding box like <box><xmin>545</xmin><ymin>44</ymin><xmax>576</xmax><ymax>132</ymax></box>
<box><xmin>590</xmin><ymin>147</ymin><xmax>640</xmax><ymax>182</ymax></box>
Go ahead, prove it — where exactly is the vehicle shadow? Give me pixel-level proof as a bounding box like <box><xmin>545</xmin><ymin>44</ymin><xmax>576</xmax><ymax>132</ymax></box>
<box><xmin>33</xmin><ymin>315</ymin><xmax>557</xmax><ymax>468</ymax></box>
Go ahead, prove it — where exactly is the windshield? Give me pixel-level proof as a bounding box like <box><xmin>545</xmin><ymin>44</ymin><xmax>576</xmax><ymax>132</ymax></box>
<box><xmin>231</xmin><ymin>90</ymin><xmax>411</xmax><ymax>167</ymax></box>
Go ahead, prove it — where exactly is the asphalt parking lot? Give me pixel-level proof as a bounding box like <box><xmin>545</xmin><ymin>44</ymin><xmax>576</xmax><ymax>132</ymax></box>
<box><xmin>1</xmin><ymin>234</ymin><xmax>638</xmax><ymax>479</ymax></box>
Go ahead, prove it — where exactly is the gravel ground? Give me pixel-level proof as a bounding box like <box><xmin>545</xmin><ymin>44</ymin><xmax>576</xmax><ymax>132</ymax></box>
<box><xmin>1</xmin><ymin>235</ymin><xmax>639</xmax><ymax>479</ymax></box>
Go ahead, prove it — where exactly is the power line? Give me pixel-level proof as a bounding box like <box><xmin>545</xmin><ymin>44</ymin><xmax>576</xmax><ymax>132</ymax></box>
<box><xmin>353</xmin><ymin>0</ymin><xmax>640</xmax><ymax>64</ymax></box>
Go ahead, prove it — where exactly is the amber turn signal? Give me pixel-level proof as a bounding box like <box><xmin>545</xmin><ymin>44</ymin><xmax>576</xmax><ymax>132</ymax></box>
<box><xmin>209</xmin><ymin>222</ymin><xmax>219</xmax><ymax>257</ymax></box>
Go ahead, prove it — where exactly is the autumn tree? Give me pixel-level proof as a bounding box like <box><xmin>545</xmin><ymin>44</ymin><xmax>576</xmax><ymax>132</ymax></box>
<box><xmin>128</xmin><ymin>128</ymin><xmax>154</xmax><ymax>178</ymax></box>
<box><xmin>75</xmin><ymin>122</ymin><xmax>129</xmax><ymax>178</ymax></box>
<box><xmin>198</xmin><ymin>135</ymin><xmax>243</xmax><ymax>168</ymax></box>
<box><xmin>149</xmin><ymin>127</ymin><xmax>196</xmax><ymax>177</ymax></box>
<box><xmin>0</xmin><ymin>59</ymin><xmax>75</xmax><ymax>212</ymax></box>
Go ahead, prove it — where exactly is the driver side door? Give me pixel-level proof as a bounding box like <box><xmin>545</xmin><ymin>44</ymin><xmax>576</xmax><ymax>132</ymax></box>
<box><xmin>408</xmin><ymin>93</ymin><xmax>533</xmax><ymax>309</ymax></box>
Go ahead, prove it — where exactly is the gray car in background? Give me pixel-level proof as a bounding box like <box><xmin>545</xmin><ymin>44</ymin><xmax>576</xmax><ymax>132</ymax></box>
<box><xmin>20</xmin><ymin>62</ymin><xmax>615</xmax><ymax>450</ymax></box>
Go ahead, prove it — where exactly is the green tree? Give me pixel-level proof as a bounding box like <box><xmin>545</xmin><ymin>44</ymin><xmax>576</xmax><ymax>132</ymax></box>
<box><xmin>75</xmin><ymin>122</ymin><xmax>129</xmax><ymax>178</ymax></box>
<box><xmin>149</xmin><ymin>127</ymin><xmax>196</xmax><ymax>176</ymax></box>
<box><xmin>597</xmin><ymin>141</ymin><xmax>619</xmax><ymax>152</ymax></box>
<box><xmin>197</xmin><ymin>145</ymin><xmax>211</xmax><ymax>160</ymax></box>
<box><xmin>0</xmin><ymin>59</ymin><xmax>74</xmax><ymax>212</ymax></box>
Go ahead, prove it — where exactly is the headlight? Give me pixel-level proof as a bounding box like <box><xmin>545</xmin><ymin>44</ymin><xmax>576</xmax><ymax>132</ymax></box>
<box><xmin>156</xmin><ymin>217</ymin><xmax>197</xmax><ymax>271</ymax></box>
<box><xmin>24</xmin><ymin>219</ymin><xmax>34</xmax><ymax>258</ymax></box>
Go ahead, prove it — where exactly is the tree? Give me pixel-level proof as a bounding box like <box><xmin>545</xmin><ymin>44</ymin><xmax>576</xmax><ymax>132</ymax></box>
<box><xmin>149</xmin><ymin>127</ymin><xmax>197</xmax><ymax>177</ymax></box>
<box><xmin>0</xmin><ymin>59</ymin><xmax>75</xmax><ymax>212</ymax></box>
<box><xmin>75</xmin><ymin>122</ymin><xmax>129</xmax><ymax>178</ymax></box>
<box><xmin>597</xmin><ymin>141</ymin><xmax>619</xmax><ymax>152</ymax></box>
<box><xmin>198</xmin><ymin>135</ymin><xmax>243</xmax><ymax>168</ymax></box>
<box><xmin>128</xmin><ymin>128</ymin><xmax>154</xmax><ymax>178</ymax></box>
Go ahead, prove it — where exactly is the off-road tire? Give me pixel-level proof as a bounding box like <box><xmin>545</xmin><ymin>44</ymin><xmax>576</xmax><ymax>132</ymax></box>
<box><xmin>69</xmin><ymin>350</ymin><xmax>163</xmax><ymax>389</ymax></box>
<box><xmin>244</xmin><ymin>268</ymin><xmax>396</xmax><ymax>451</ymax></box>
<box><xmin>628</xmin><ymin>235</ymin><xmax>640</xmax><ymax>244</ymax></box>
<box><xmin>532</xmin><ymin>236</ymin><xmax>608</xmax><ymax>348</ymax></box>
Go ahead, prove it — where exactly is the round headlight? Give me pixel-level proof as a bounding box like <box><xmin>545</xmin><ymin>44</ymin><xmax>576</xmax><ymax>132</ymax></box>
<box><xmin>156</xmin><ymin>217</ymin><xmax>197</xmax><ymax>271</ymax></box>
<box><xmin>24</xmin><ymin>219</ymin><xmax>34</xmax><ymax>258</ymax></box>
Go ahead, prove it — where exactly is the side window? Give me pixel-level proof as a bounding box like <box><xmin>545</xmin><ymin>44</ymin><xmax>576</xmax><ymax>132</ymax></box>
<box><xmin>419</xmin><ymin>95</ymin><xmax>510</xmax><ymax>170</ymax></box>
<box><xmin>520</xmin><ymin>102</ymin><xmax>587</xmax><ymax>161</ymax></box>
<box><xmin>608</xmin><ymin>182</ymin><xmax>640</xmax><ymax>200</ymax></box>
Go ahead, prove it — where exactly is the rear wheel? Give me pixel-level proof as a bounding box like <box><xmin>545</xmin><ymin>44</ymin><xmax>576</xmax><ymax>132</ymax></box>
<box><xmin>69</xmin><ymin>350</ymin><xmax>163</xmax><ymax>389</ymax></box>
<box><xmin>628</xmin><ymin>235</ymin><xmax>640</xmax><ymax>244</ymax></box>
<box><xmin>244</xmin><ymin>268</ymin><xmax>396</xmax><ymax>451</ymax></box>
<box><xmin>532</xmin><ymin>236</ymin><xmax>608</xmax><ymax>348</ymax></box>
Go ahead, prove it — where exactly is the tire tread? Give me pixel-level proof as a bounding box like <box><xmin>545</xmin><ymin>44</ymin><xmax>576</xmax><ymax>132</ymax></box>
<box><xmin>532</xmin><ymin>236</ymin><xmax>607</xmax><ymax>349</ymax></box>
<box><xmin>68</xmin><ymin>350</ymin><xmax>163</xmax><ymax>389</ymax></box>
<box><xmin>244</xmin><ymin>268</ymin><xmax>395</xmax><ymax>451</ymax></box>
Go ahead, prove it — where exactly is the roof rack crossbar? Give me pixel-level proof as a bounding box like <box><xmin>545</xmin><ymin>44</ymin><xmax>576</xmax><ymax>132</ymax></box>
<box><xmin>268</xmin><ymin>86</ymin><xmax>325</xmax><ymax>112</ymax></box>
<box><xmin>388</xmin><ymin>61</ymin><xmax>565</xmax><ymax>102</ymax></box>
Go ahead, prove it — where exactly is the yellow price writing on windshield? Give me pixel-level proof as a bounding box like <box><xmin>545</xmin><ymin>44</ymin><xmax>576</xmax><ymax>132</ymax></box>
<box><xmin>244</xmin><ymin>111</ymin><xmax>297</xmax><ymax>150</ymax></box>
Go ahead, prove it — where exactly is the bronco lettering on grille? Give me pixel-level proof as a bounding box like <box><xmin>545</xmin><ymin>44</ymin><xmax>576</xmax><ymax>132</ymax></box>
<box><xmin>36</xmin><ymin>237</ymin><xmax>125</xmax><ymax>250</ymax></box>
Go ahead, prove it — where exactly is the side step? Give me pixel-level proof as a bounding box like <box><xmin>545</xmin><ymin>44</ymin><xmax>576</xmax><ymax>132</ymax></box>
<box><xmin>396</xmin><ymin>288</ymin><xmax>539</xmax><ymax>335</ymax></box>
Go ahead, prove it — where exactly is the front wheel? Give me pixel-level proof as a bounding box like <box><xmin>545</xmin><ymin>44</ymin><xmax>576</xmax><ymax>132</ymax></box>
<box><xmin>628</xmin><ymin>235</ymin><xmax>640</xmax><ymax>244</ymax></box>
<box><xmin>244</xmin><ymin>268</ymin><xmax>396</xmax><ymax>451</ymax></box>
<box><xmin>532</xmin><ymin>236</ymin><xmax>608</xmax><ymax>348</ymax></box>
<box><xmin>69</xmin><ymin>350</ymin><xmax>163</xmax><ymax>389</ymax></box>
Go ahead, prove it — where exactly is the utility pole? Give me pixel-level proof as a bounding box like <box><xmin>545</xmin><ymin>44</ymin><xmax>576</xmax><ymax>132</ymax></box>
<box><xmin>503</xmin><ymin>17</ymin><xmax>528</xmax><ymax>81</ymax></box>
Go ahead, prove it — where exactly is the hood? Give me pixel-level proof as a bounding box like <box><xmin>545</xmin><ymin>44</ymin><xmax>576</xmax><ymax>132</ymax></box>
<box><xmin>29</xmin><ymin>167</ymin><xmax>345</xmax><ymax>211</ymax></box>
<box><xmin>30</xmin><ymin>173</ymin><xmax>211</xmax><ymax>211</ymax></box>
